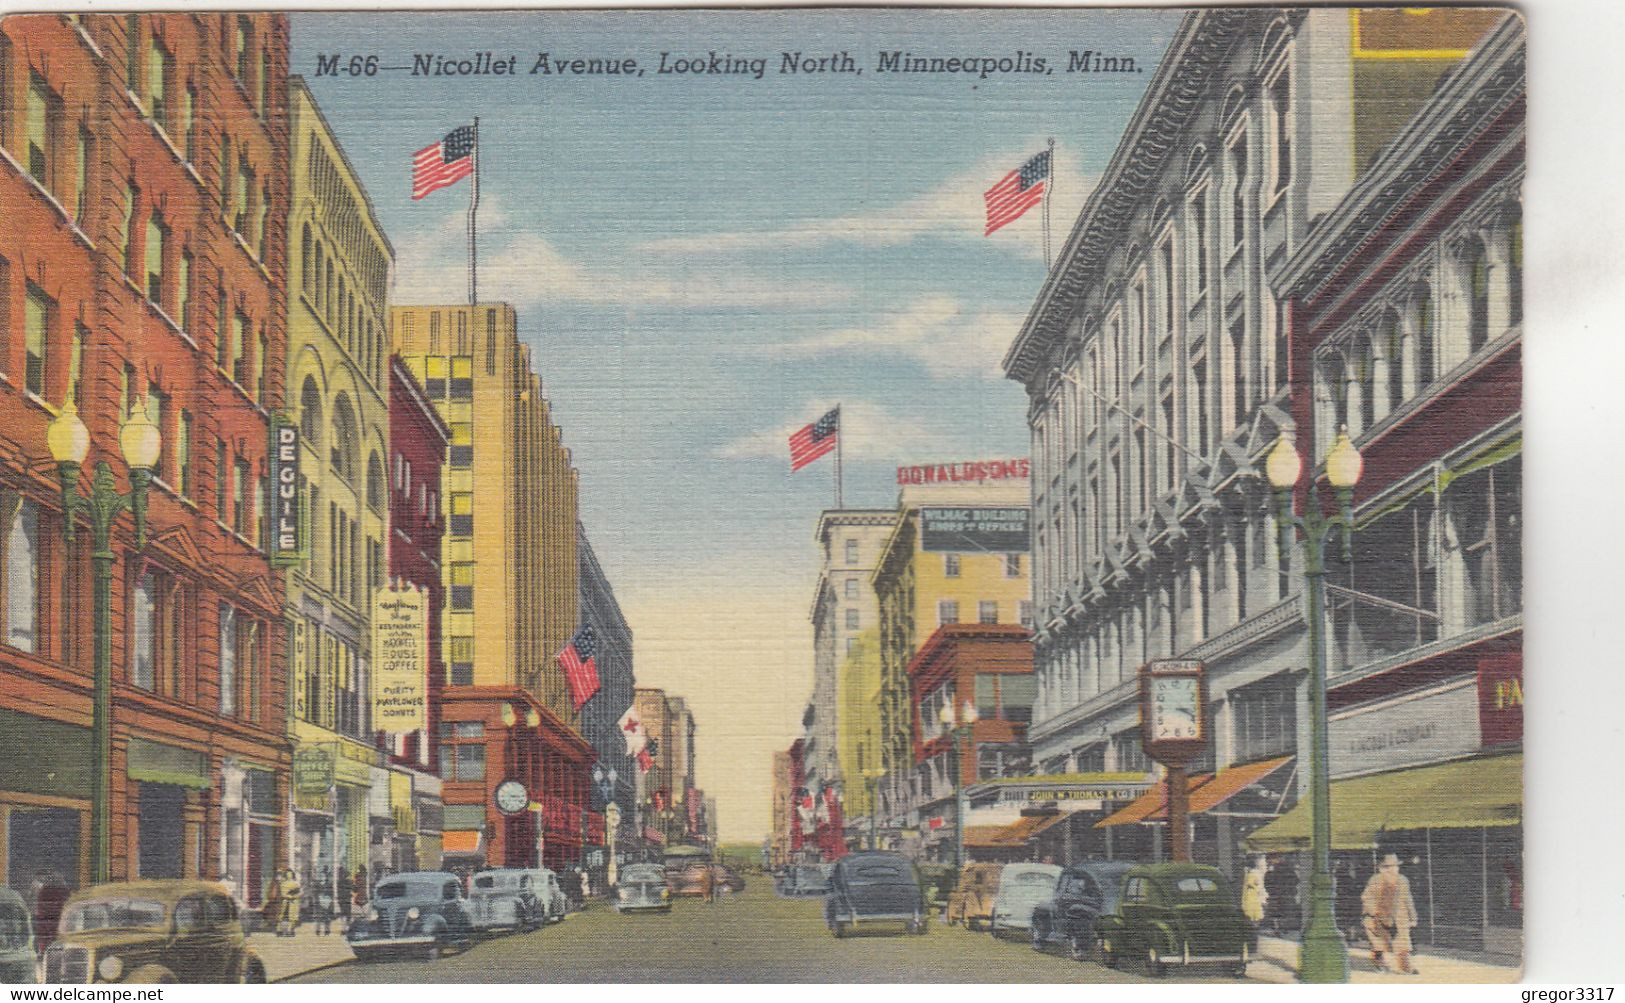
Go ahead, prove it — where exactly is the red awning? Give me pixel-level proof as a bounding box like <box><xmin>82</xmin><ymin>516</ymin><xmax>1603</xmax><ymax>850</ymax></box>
<box><xmin>1096</xmin><ymin>756</ymin><xmax>1294</xmax><ymax>827</ymax></box>
<box><xmin>964</xmin><ymin>812</ymin><xmax>1070</xmax><ymax>849</ymax></box>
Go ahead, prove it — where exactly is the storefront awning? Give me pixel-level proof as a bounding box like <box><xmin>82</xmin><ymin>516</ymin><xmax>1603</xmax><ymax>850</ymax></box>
<box><xmin>126</xmin><ymin>738</ymin><xmax>210</xmax><ymax>789</ymax></box>
<box><xmin>964</xmin><ymin>812</ymin><xmax>1069</xmax><ymax>849</ymax></box>
<box><xmin>441</xmin><ymin>830</ymin><xmax>482</xmax><ymax>855</ymax></box>
<box><xmin>1245</xmin><ymin>753</ymin><xmax>1522</xmax><ymax>852</ymax></box>
<box><xmin>1096</xmin><ymin>756</ymin><xmax>1294</xmax><ymax>827</ymax></box>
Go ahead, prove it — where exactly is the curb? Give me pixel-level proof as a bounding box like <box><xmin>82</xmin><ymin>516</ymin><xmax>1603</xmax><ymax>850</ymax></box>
<box><xmin>270</xmin><ymin>956</ymin><xmax>353</xmax><ymax>984</ymax></box>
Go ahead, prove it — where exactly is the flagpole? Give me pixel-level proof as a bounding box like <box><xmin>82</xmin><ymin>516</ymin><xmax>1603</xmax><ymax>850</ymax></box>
<box><xmin>1043</xmin><ymin>137</ymin><xmax>1055</xmax><ymax>270</ymax></box>
<box><xmin>469</xmin><ymin>117</ymin><xmax>480</xmax><ymax>306</ymax></box>
<box><xmin>834</xmin><ymin>404</ymin><xmax>843</xmax><ymax>509</ymax></box>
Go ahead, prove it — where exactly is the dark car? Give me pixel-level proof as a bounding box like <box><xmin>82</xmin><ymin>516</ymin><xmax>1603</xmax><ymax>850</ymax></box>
<box><xmin>714</xmin><ymin>864</ymin><xmax>746</xmax><ymax>894</ymax></box>
<box><xmin>613</xmin><ymin>864</ymin><xmax>672</xmax><ymax>913</ymax></box>
<box><xmin>824</xmin><ymin>852</ymin><xmax>927</xmax><ymax>937</ymax></box>
<box><xmin>1029</xmin><ymin>860</ymin><xmax>1136</xmax><ymax>960</ymax></box>
<box><xmin>43</xmin><ymin>881</ymin><xmax>264</xmax><ymax>984</ymax></box>
<box><xmin>0</xmin><ymin>888</ymin><xmax>34</xmax><ymax>983</ymax></box>
<box><xmin>346</xmin><ymin>872</ymin><xmax>473</xmax><ymax>961</ymax></box>
<box><xmin>776</xmin><ymin>864</ymin><xmax>831</xmax><ymax>898</ymax></box>
<box><xmin>1093</xmin><ymin>863</ymin><xmax>1253</xmax><ymax>977</ymax></box>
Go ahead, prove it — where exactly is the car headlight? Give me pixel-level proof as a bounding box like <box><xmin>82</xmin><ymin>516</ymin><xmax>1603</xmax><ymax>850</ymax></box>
<box><xmin>407</xmin><ymin>907</ymin><xmax>421</xmax><ymax>921</ymax></box>
<box><xmin>368</xmin><ymin>907</ymin><xmax>380</xmax><ymax>921</ymax></box>
<box><xmin>97</xmin><ymin>956</ymin><xmax>124</xmax><ymax>981</ymax></box>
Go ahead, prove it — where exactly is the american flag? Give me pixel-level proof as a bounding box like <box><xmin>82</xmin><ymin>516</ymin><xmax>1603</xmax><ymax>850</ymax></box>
<box><xmin>557</xmin><ymin>624</ymin><xmax>600</xmax><ymax>711</ymax></box>
<box><xmin>983</xmin><ymin>149</ymin><xmax>1050</xmax><ymax>236</ymax></box>
<box><xmin>412</xmin><ymin>125</ymin><xmax>475</xmax><ymax>201</ymax></box>
<box><xmin>617</xmin><ymin>705</ymin><xmax>647</xmax><ymax>756</ymax></box>
<box><xmin>788</xmin><ymin>407</ymin><xmax>840</xmax><ymax>472</ymax></box>
<box><xmin>636</xmin><ymin>746</ymin><xmax>654</xmax><ymax>773</ymax></box>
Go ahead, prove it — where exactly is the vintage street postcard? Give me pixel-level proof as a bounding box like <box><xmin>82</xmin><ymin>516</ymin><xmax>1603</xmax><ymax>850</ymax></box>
<box><xmin>0</xmin><ymin>5</ymin><xmax>1523</xmax><ymax>986</ymax></box>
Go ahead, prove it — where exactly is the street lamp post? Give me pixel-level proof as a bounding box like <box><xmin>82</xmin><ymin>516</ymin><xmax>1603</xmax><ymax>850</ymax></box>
<box><xmin>862</xmin><ymin>769</ymin><xmax>883</xmax><ymax>851</ymax></box>
<box><xmin>47</xmin><ymin>402</ymin><xmax>161</xmax><ymax>886</ymax></box>
<box><xmin>1265</xmin><ymin>428</ymin><xmax>1363</xmax><ymax>985</ymax></box>
<box><xmin>939</xmin><ymin>699</ymin><xmax>978</xmax><ymax>871</ymax></box>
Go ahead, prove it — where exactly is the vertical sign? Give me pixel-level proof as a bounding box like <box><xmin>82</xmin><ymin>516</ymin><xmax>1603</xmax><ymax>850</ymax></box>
<box><xmin>372</xmin><ymin>585</ymin><xmax>429</xmax><ymax>733</ymax></box>
<box><xmin>268</xmin><ymin>417</ymin><xmax>303</xmax><ymax>566</ymax></box>
<box><xmin>292</xmin><ymin>618</ymin><xmax>309</xmax><ymax>721</ymax></box>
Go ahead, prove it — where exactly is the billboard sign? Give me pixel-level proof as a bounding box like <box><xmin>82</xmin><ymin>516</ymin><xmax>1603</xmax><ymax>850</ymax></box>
<box><xmin>919</xmin><ymin>506</ymin><xmax>1030</xmax><ymax>553</ymax></box>
<box><xmin>372</xmin><ymin>585</ymin><xmax>429</xmax><ymax>733</ymax></box>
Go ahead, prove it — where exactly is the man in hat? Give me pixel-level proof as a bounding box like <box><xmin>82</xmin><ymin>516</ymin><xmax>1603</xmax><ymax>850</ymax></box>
<box><xmin>1361</xmin><ymin>853</ymin><xmax>1420</xmax><ymax>975</ymax></box>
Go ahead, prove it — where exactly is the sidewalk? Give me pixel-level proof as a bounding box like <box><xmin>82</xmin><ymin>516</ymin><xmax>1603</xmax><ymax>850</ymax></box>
<box><xmin>1251</xmin><ymin>934</ymin><xmax>1521</xmax><ymax>984</ymax></box>
<box><xmin>247</xmin><ymin>926</ymin><xmax>356</xmax><ymax>983</ymax></box>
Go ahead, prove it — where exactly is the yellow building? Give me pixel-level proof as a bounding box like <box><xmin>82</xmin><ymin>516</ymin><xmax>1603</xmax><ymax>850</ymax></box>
<box><xmin>835</xmin><ymin>626</ymin><xmax>883</xmax><ymax>821</ymax></box>
<box><xmin>285</xmin><ymin>78</ymin><xmax>395</xmax><ymax>887</ymax></box>
<box><xmin>388</xmin><ymin>304</ymin><xmax>580</xmax><ymax>720</ymax></box>
<box><xmin>871</xmin><ymin>481</ymin><xmax>1032</xmax><ymax>817</ymax></box>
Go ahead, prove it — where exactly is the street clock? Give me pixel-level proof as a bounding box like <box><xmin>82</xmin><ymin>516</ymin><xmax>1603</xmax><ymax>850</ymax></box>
<box><xmin>1140</xmin><ymin>659</ymin><xmax>1207</xmax><ymax>767</ymax></box>
<box><xmin>494</xmin><ymin>779</ymin><xmax>529</xmax><ymax>816</ymax></box>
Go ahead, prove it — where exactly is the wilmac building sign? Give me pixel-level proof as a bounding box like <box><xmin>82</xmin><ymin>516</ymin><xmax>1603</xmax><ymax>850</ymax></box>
<box><xmin>268</xmin><ymin>418</ymin><xmax>303</xmax><ymax>566</ymax></box>
<box><xmin>920</xmin><ymin>507</ymin><xmax>1030</xmax><ymax>553</ymax></box>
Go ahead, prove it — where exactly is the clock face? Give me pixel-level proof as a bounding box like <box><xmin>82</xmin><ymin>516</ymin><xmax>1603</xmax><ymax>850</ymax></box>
<box><xmin>1149</xmin><ymin>675</ymin><xmax>1201</xmax><ymax>742</ymax></box>
<box><xmin>495</xmin><ymin>779</ymin><xmax>528</xmax><ymax>815</ymax></box>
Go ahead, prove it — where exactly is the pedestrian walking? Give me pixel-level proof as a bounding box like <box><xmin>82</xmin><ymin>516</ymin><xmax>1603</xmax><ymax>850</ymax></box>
<box><xmin>578</xmin><ymin>869</ymin><xmax>591</xmax><ymax>904</ymax></box>
<box><xmin>351</xmin><ymin>867</ymin><xmax>369</xmax><ymax>918</ymax></box>
<box><xmin>313</xmin><ymin>870</ymin><xmax>335</xmax><ymax>936</ymax></box>
<box><xmin>1361</xmin><ymin>853</ymin><xmax>1421</xmax><ymax>975</ymax></box>
<box><xmin>1241</xmin><ymin>856</ymin><xmax>1269</xmax><ymax>927</ymax></box>
<box><xmin>277</xmin><ymin>869</ymin><xmax>302</xmax><ymax>937</ymax></box>
<box><xmin>262</xmin><ymin>873</ymin><xmax>283</xmax><ymax>934</ymax></box>
<box><xmin>336</xmin><ymin>868</ymin><xmax>354</xmax><ymax>929</ymax></box>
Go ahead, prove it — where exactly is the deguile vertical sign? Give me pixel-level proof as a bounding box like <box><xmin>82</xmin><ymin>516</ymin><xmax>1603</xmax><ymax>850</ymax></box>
<box><xmin>269</xmin><ymin>417</ymin><xmax>304</xmax><ymax>566</ymax></box>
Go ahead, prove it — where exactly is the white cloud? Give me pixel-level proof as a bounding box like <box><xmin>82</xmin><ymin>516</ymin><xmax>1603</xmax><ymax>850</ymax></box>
<box><xmin>391</xmin><ymin>198</ymin><xmax>852</xmax><ymax>311</ymax></box>
<box><xmin>635</xmin><ymin>143</ymin><xmax>1097</xmax><ymax>261</ymax></box>
<box><xmin>758</xmin><ymin>295</ymin><xmax>1027</xmax><ymax>380</ymax></box>
<box><xmin>714</xmin><ymin>399</ymin><xmax>938</xmax><ymax>462</ymax></box>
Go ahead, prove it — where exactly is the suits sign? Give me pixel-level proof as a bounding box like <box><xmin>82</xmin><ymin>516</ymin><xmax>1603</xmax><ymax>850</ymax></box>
<box><xmin>372</xmin><ymin>585</ymin><xmax>429</xmax><ymax>732</ymax></box>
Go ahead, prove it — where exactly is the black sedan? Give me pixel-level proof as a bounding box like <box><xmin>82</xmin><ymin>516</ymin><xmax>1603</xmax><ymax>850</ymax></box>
<box><xmin>824</xmin><ymin>852</ymin><xmax>927</xmax><ymax>937</ymax></box>
<box><xmin>1029</xmin><ymin>859</ymin><xmax>1135</xmax><ymax>960</ymax></box>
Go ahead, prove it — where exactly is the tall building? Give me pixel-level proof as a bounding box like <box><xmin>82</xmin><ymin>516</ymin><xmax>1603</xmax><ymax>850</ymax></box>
<box><xmin>285</xmin><ymin>74</ymin><xmax>398</xmax><ymax>893</ymax></box>
<box><xmin>768</xmin><ymin>750</ymin><xmax>793</xmax><ymax>868</ymax></box>
<box><xmin>0</xmin><ymin>14</ymin><xmax>290</xmax><ymax>898</ymax></box>
<box><xmin>1248</xmin><ymin>16</ymin><xmax>1523</xmax><ymax>957</ymax></box>
<box><xmin>870</xmin><ymin>477</ymin><xmax>1032</xmax><ymax>835</ymax></box>
<box><xmin>1002</xmin><ymin>9</ymin><xmax>1510</xmax><ymax>891</ymax></box>
<box><xmin>387</xmin><ymin>357</ymin><xmax>451</xmax><ymax>870</ymax></box>
<box><xmin>805</xmin><ymin>510</ymin><xmax>892</xmax><ymax>807</ymax></box>
<box><xmin>633</xmin><ymin>687</ymin><xmax>675</xmax><ymax>846</ymax></box>
<box><xmin>835</xmin><ymin>626</ymin><xmax>883</xmax><ymax>834</ymax></box>
<box><xmin>577</xmin><ymin>524</ymin><xmax>636</xmax><ymax>838</ymax></box>
<box><xmin>390</xmin><ymin>304</ymin><xmax>589</xmax><ymax>871</ymax></box>
<box><xmin>665</xmin><ymin>695</ymin><xmax>699</xmax><ymax>842</ymax></box>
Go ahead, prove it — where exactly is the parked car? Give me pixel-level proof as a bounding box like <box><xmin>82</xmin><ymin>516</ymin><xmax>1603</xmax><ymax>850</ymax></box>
<box><xmin>989</xmin><ymin>863</ymin><xmax>1062</xmax><ymax>936</ymax></box>
<box><xmin>0</xmin><ymin>888</ymin><xmax>36</xmax><ymax>983</ymax></box>
<box><xmin>613</xmin><ymin>864</ymin><xmax>672</xmax><ymax>913</ymax></box>
<box><xmin>776</xmin><ymin>864</ymin><xmax>831</xmax><ymax>898</ymax></box>
<box><xmin>467</xmin><ymin>868</ymin><xmax>565</xmax><ymax>933</ymax></box>
<box><xmin>42</xmin><ymin>880</ymin><xmax>264</xmax><ymax>984</ymax></box>
<box><xmin>824</xmin><ymin>852</ymin><xmax>927</xmax><ymax>937</ymax></box>
<box><xmin>668</xmin><ymin>861</ymin><xmax>717</xmax><ymax>899</ymax></box>
<box><xmin>1093</xmin><ymin>863</ymin><xmax>1253</xmax><ymax>977</ymax></box>
<box><xmin>346</xmin><ymin>872</ymin><xmax>473</xmax><ymax>962</ymax></box>
<box><xmin>714</xmin><ymin>864</ymin><xmax>746</xmax><ymax>894</ymax></box>
<box><xmin>943</xmin><ymin>862</ymin><xmax>1003</xmax><ymax>929</ymax></box>
<box><xmin>1029</xmin><ymin>860</ymin><xmax>1136</xmax><ymax>959</ymax></box>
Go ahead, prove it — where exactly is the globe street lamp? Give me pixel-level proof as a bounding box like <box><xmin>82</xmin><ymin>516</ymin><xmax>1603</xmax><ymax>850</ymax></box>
<box><xmin>939</xmin><ymin>698</ymin><xmax>979</xmax><ymax>871</ymax></box>
<box><xmin>47</xmin><ymin>402</ymin><xmax>161</xmax><ymax>885</ymax></box>
<box><xmin>1265</xmin><ymin>428</ymin><xmax>1362</xmax><ymax>984</ymax></box>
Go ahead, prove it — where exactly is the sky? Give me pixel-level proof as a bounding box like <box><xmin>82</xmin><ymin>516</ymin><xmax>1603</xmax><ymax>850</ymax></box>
<box><xmin>293</xmin><ymin>9</ymin><xmax>1177</xmax><ymax>841</ymax></box>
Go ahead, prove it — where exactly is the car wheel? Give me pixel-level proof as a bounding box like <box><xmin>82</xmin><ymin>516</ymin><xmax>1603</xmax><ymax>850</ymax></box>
<box><xmin>422</xmin><ymin>942</ymin><xmax>443</xmax><ymax>962</ymax></box>
<box><xmin>1098</xmin><ymin>936</ymin><xmax>1118</xmax><ymax>969</ymax></box>
<box><xmin>1067</xmin><ymin>932</ymin><xmax>1090</xmax><ymax>962</ymax></box>
<box><xmin>240</xmin><ymin>961</ymin><xmax>266</xmax><ymax>984</ymax></box>
<box><xmin>1145</xmin><ymin>946</ymin><xmax>1166</xmax><ymax>978</ymax></box>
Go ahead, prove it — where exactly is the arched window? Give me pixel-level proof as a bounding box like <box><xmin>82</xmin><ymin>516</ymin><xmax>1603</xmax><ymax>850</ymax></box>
<box><xmin>1412</xmin><ymin>286</ymin><xmax>1436</xmax><ymax>389</ymax></box>
<box><xmin>330</xmin><ymin>394</ymin><xmax>358</xmax><ymax>484</ymax></box>
<box><xmin>300</xmin><ymin>224</ymin><xmax>312</xmax><ymax>295</ymax></box>
<box><xmin>338</xmin><ymin>278</ymin><xmax>348</xmax><ymax>343</ymax></box>
<box><xmin>366</xmin><ymin>451</ymin><xmax>384</xmax><ymax>513</ymax></box>
<box><xmin>1318</xmin><ymin>353</ymin><xmax>1347</xmax><ymax>442</ymax></box>
<box><xmin>1467</xmin><ymin>239</ymin><xmax>1489</xmax><ymax>353</ymax></box>
<box><xmin>299</xmin><ymin>375</ymin><xmax>323</xmax><ymax>446</ymax></box>
<box><xmin>325</xmin><ymin>260</ymin><xmax>334</xmax><ymax>322</ymax></box>
<box><xmin>1352</xmin><ymin>334</ymin><xmax>1375</xmax><ymax>435</ymax></box>
<box><xmin>1382</xmin><ymin>310</ymin><xmax>1404</xmax><ymax>414</ymax></box>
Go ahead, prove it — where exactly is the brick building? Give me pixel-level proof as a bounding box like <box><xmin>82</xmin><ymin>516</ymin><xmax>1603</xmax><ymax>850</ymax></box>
<box><xmin>0</xmin><ymin>13</ymin><xmax>289</xmax><ymax>900</ymax></box>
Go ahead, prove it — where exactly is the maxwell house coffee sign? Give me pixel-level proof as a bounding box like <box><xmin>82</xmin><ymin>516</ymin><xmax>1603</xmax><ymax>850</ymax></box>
<box><xmin>268</xmin><ymin>418</ymin><xmax>303</xmax><ymax>566</ymax></box>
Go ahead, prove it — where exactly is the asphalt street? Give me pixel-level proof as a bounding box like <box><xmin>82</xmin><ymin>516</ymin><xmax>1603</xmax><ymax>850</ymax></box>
<box><xmin>289</xmin><ymin>883</ymin><xmax>1264</xmax><ymax>983</ymax></box>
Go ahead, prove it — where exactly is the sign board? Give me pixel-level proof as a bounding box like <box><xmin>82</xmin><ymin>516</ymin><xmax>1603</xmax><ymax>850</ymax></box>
<box><xmin>372</xmin><ymin>585</ymin><xmax>429</xmax><ymax>733</ymax></box>
<box><xmin>291</xmin><ymin>618</ymin><xmax>309</xmax><ymax>722</ymax></box>
<box><xmin>897</xmin><ymin>458</ymin><xmax>1029</xmax><ymax>486</ymax></box>
<box><xmin>1330</xmin><ymin>678</ymin><xmax>1481</xmax><ymax>778</ymax></box>
<box><xmin>919</xmin><ymin>507</ymin><xmax>1030</xmax><ymax>553</ymax></box>
<box><xmin>292</xmin><ymin>744</ymin><xmax>335</xmax><ymax>795</ymax></box>
<box><xmin>1477</xmin><ymin>653</ymin><xmax>1523</xmax><ymax>747</ymax></box>
<box><xmin>267</xmin><ymin>417</ymin><xmax>303</xmax><ymax>566</ymax></box>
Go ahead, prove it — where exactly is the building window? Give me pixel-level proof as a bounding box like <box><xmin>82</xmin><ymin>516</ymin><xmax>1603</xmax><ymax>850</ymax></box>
<box><xmin>145</xmin><ymin>211</ymin><xmax>167</xmax><ymax>307</ymax></box>
<box><xmin>976</xmin><ymin>743</ymin><xmax>1032</xmax><ymax>781</ymax></box>
<box><xmin>1452</xmin><ymin>459</ymin><xmax>1521</xmax><ymax>627</ymax></box>
<box><xmin>1018</xmin><ymin>600</ymin><xmax>1033</xmax><ymax>627</ymax></box>
<box><xmin>75</xmin><ymin>126</ymin><xmax>91</xmax><ymax>225</ymax></box>
<box><xmin>1113</xmin><ymin>728</ymin><xmax>1149</xmax><ymax>773</ymax></box>
<box><xmin>449</xmin><ymin>422</ymin><xmax>473</xmax><ymax>467</ymax></box>
<box><xmin>233</xmin><ymin>457</ymin><xmax>249</xmax><ymax>536</ymax></box>
<box><xmin>450</xmin><ymin>492</ymin><xmax>473</xmax><ymax>537</ymax></box>
<box><xmin>177</xmin><ymin>409</ymin><xmax>193</xmax><ymax>497</ymax></box>
<box><xmin>1229</xmin><ymin>137</ymin><xmax>1248</xmax><ymax>248</ymax></box>
<box><xmin>974</xmin><ymin>673</ymin><xmax>1035</xmax><ymax>724</ymax></box>
<box><xmin>1233</xmin><ymin>675</ymin><xmax>1297</xmax><ymax>763</ymax></box>
<box><xmin>230</xmin><ymin>311</ymin><xmax>247</xmax><ymax>385</ymax></box>
<box><xmin>215</xmin><ymin>440</ymin><xmax>228</xmax><ymax>520</ymax></box>
<box><xmin>937</xmin><ymin>600</ymin><xmax>959</xmax><ymax>626</ymax></box>
<box><xmin>450</xmin><ymin>355</ymin><xmax>473</xmax><ymax>399</ymax></box>
<box><xmin>69</xmin><ymin>323</ymin><xmax>85</xmax><ymax>408</ymax></box>
<box><xmin>845</xmin><ymin>637</ymin><xmax>857</xmax><ymax>657</ymax></box>
<box><xmin>943</xmin><ymin>553</ymin><xmax>961</xmax><ymax>578</ymax></box>
<box><xmin>451</xmin><ymin>562</ymin><xmax>474</xmax><ymax>610</ymax></box>
<box><xmin>1</xmin><ymin>493</ymin><xmax>39</xmax><ymax>653</ymax></box>
<box><xmin>1192</xmin><ymin>357</ymin><xmax>1210</xmax><ymax>456</ymax></box>
<box><xmin>147</xmin><ymin>37</ymin><xmax>171</xmax><ymax>130</ymax></box>
<box><xmin>844</xmin><ymin>578</ymin><xmax>858</xmax><ymax>600</ymax></box>
<box><xmin>218</xmin><ymin>603</ymin><xmax>238</xmax><ymax>715</ymax></box>
<box><xmin>178</xmin><ymin>251</ymin><xmax>192</xmax><ymax>333</ymax></box>
<box><xmin>183</xmin><ymin>84</ymin><xmax>197</xmax><ymax>161</ymax></box>
<box><xmin>145</xmin><ymin>384</ymin><xmax>169</xmax><ymax>482</ymax></box>
<box><xmin>844</xmin><ymin>539</ymin><xmax>858</xmax><ymax>565</ymax></box>
<box><xmin>27</xmin><ymin>73</ymin><xmax>58</xmax><ymax>190</ymax></box>
<box><xmin>438</xmin><ymin>722</ymin><xmax>486</xmax><ymax>782</ymax></box>
<box><xmin>977</xmin><ymin>600</ymin><xmax>998</xmax><ymax>625</ymax></box>
<box><xmin>24</xmin><ymin>283</ymin><xmax>51</xmax><ymax>399</ymax></box>
<box><xmin>1467</xmin><ymin>240</ymin><xmax>1490</xmax><ymax>353</ymax></box>
<box><xmin>1268</xmin><ymin>64</ymin><xmax>1292</xmax><ymax>195</ymax></box>
<box><xmin>1189</xmin><ymin>189</ymin><xmax>1208</xmax><ymax>294</ymax></box>
<box><xmin>424</xmin><ymin>356</ymin><xmax>447</xmax><ymax>398</ymax></box>
<box><xmin>449</xmin><ymin>636</ymin><xmax>474</xmax><ymax>686</ymax></box>
<box><xmin>1227</xmin><ymin>318</ymin><xmax>1246</xmax><ymax>431</ymax></box>
<box><xmin>1004</xmin><ymin>553</ymin><xmax>1021</xmax><ymax>578</ymax></box>
<box><xmin>845</xmin><ymin>608</ymin><xmax>859</xmax><ymax>630</ymax></box>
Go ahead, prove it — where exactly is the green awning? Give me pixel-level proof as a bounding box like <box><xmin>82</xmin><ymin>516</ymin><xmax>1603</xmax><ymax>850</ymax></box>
<box><xmin>1245</xmin><ymin>753</ymin><xmax>1522</xmax><ymax>852</ymax></box>
<box><xmin>127</xmin><ymin>738</ymin><xmax>211</xmax><ymax>789</ymax></box>
<box><xmin>443</xmin><ymin>804</ymin><xmax>488</xmax><ymax>831</ymax></box>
